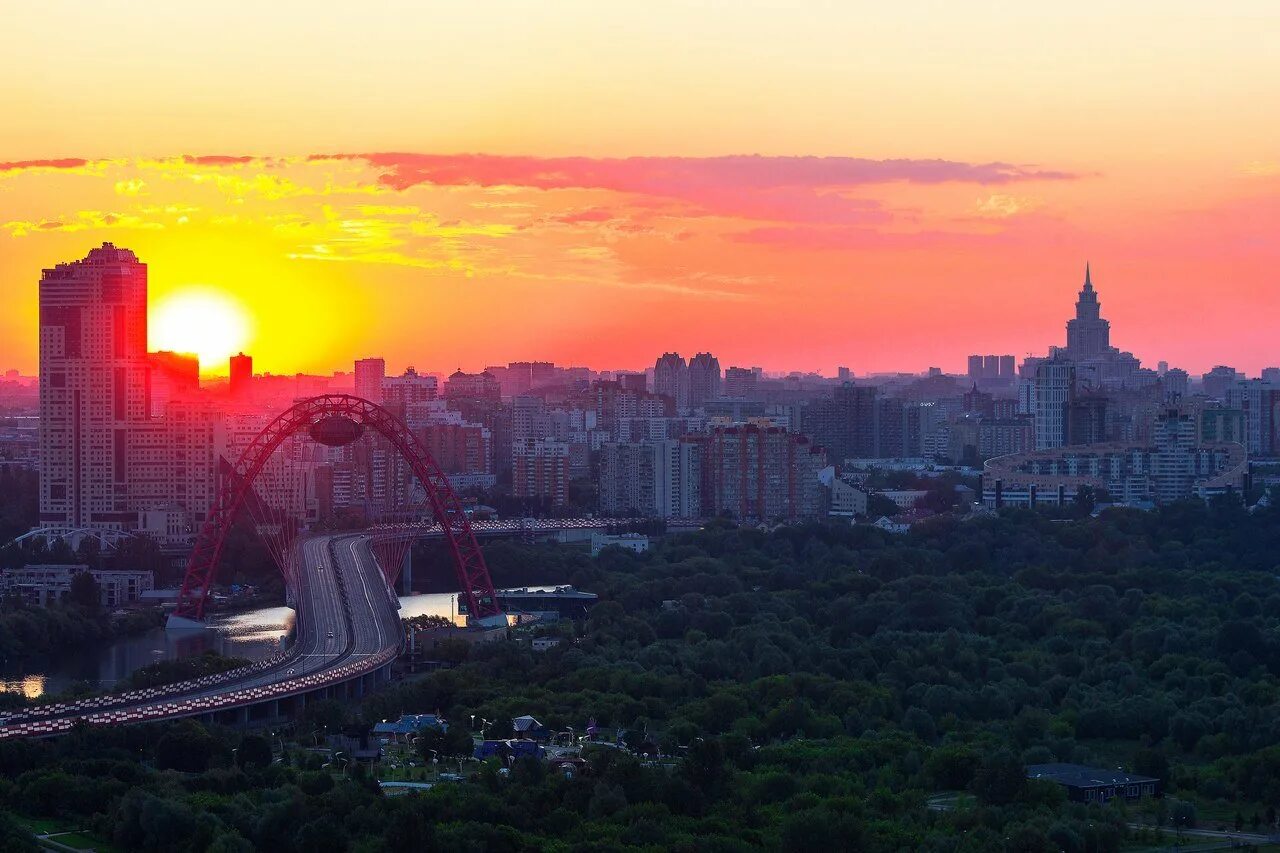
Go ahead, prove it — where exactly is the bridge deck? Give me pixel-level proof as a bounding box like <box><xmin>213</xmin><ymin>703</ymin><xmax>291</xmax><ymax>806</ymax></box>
<box><xmin>0</xmin><ymin>533</ymin><xmax>402</xmax><ymax>738</ymax></box>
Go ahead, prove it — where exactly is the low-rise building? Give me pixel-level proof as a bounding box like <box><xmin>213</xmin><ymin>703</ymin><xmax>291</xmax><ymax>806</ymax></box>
<box><xmin>983</xmin><ymin>410</ymin><xmax>1247</xmax><ymax>507</ymax></box>
<box><xmin>872</xmin><ymin>516</ymin><xmax>910</xmax><ymax>535</ymax></box>
<box><xmin>590</xmin><ymin>533</ymin><xmax>650</xmax><ymax>557</ymax></box>
<box><xmin>829</xmin><ymin>478</ymin><xmax>868</xmax><ymax>518</ymax></box>
<box><xmin>0</xmin><ymin>564</ymin><xmax>154</xmax><ymax>607</ymax></box>
<box><xmin>879</xmin><ymin>489</ymin><xmax>929</xmax><ymax>509</ymax></box>
<box><xmin>1026</xmin><ymin>763</ymin><xmax>1160</xmax><ymax>804</ymax></box>
<box><xmin>372</xmin><ymin>714</ymin><xmax>446</xmax><ymax>743</ymax></box>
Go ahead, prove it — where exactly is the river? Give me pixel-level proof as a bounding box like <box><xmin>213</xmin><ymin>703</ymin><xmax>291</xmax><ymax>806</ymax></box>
<box><xmin>0</xmin><ymin>592</ymin><xmax>466</xmax><ymax>700</ymax></box>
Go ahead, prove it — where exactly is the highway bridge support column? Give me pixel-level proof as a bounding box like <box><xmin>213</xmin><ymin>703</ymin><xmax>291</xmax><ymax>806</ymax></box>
<box><xmin>400</xmin><ymin>548</ymin><xmax>412</xmax><ymax>595</ymax></box>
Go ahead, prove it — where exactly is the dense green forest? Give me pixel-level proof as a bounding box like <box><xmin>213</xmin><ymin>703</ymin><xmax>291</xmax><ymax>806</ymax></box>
<box><xmin>3</xmin><ymin>499</ymin><xmax>1280</xmax><ymax>851</ymax></box>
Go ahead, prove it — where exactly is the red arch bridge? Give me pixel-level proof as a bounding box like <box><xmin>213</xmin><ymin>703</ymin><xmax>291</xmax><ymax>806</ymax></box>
<box><xmin>0</xmin><ymin>395</ymin><xmax>510</xmax><ymax>738</ymax></box>
<box><xmin>175</xmin><ymin>393</ymin><xmax>503</xmax><ymax>624</ymax></box>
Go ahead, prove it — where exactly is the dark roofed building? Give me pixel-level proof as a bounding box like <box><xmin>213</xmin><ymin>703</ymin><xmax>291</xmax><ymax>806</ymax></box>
<box><xmin>1026</xmin><ymin>763</ymin><xmax>1160</xmax><ymax>804</ymax></box>
<box><xmin>373</xmin><ymin>714</ymin><xmax>446</xmax><ymax>742</ymax></box>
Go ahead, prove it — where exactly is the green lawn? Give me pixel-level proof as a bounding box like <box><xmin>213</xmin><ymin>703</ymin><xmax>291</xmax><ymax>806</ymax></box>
<box><xmin>1184</xmin><ymin>796</ymin><xmax>1270</xmax><ymax>831</ymax></box>
<box><xmin>377</xmin><ymin>763</ymin><xmax>443</xmax><ymax>782</ymax></box>
<box><xmin>7</xmin><ymin>814</ymin><xmax>122</xmax><ymax>852</ymax></box>
<box><xmin>13</xmin><ymin>816</ymin><xmax>70</xmax><ymax>835</ymax></box>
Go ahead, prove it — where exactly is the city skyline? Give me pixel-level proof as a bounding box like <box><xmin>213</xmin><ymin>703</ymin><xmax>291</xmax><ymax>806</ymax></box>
<box><xmin>1</xmin><ymin>242</ymin><xmax>1274</xmax><ymax>380</ymax></box>
<box><xmin>3</xmin><ymin>7</ymin><xmax>1280</xmax><ymax>847</ymax></box>
<box><xmin>2</xmin><ymin>3</ymin><xmax>1278</xmax><ymax>376</ymax></box>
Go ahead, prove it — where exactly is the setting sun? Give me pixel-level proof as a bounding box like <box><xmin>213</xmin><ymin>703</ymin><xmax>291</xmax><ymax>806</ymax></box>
<box><xmin>149</xmin><ymin>288</ymin><xmax>250</xmax><ymax>371</ymax></box>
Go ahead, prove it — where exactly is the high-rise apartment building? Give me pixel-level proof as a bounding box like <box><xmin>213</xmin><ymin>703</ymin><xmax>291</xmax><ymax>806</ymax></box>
<box><xmin>444</xmin><ymin>369</ymin><xmax>502</xmax><ymax>400</ymax></box>
<box><xmin>723</xmin><ymin>366</ymin><xmax>759</xmax><ymax>399</ymax></box>
<box><xmin>967</xmin><ymin>355</ymin><xmax>985</xmax><ymax>380</ymax></box>
<box><xmin>1150</xmin><ymin>409</ymin><xmax>1201</xmax><ymax>503</ymax></box>
<box><xmin>512</xmin><ymin>395</ymin><xmax>551</xmax><ymax>445</ymax></box>
<box><xmin>983</xmin><ymin>355</ymin><xmax>1000</xmax><ymax>379</ymax></box>
<box><xmin>1200</xmin><ymin>407</ymin><xmax>1246</xmax><ymax>446</ymax></box>
<box><xmin>802</xmin><ymin>383</ymin><xmax>880</xmax><ymax>463</ymax></box>
<box><xmin>128</xmin><ymin>398</ymin><xmax>225</xmax><ymax>538</ymax></box>
<box><xmin>39</xmin><ymin>243</ymin><xmax>151</xmax><ymax>528</ymax></box>
<box><xmin>1202</xmin><ymin>366</ymin><xmax>1242</xmax><ymax>401</ymax></box>
<box><xmin>147</xmin><ymin>351</ymin><xmax>199</xmax><ymax>417</ymax></box>
<box><xmin>968</xmin><ymin>354</ymin><xmax>1016</xmax><ymax>381</ymax></box>
<box><xmin>382</xmin><ymin>367</ymin><xmax>437</xmax><ymax>407</ymax></box>
<box><xmin>354</xmin><ymin>357</ymin><xmax>386</xmax><ymax>404</ymax></box>
<box><xmin>1163</xmin><ymin>368</ymin><xmax>1189</xmax><ymax>402</ymax></box>
<box><xmin>512</xmin><ymin>438</ymin><xmax>570</xmax><ymax>505</ymax></box>
<box><xmin>616</xmin><ymin>372</ymin><xmax>648</xmax><ymax>394</ymax></box>
<box><xmin>1225</xmin><ymin>379</ymin><xmax>1280</xmax><ymax>457</ymax></box>
<box><xmin>686</xmin><ymin>352</ymin><xmax>721</xmax><ymax>409</ymax></box>
<box><xmin>229</xmin><ymin>352</ymin><xmax>253</xmax><ymax>398</ymax></box>
<box><xmin>1033</xmin><ymin>359</ymin><xmax>1075</xmax><ymax>450</ymax></box>
<box><xmin>598</xmin><ymin>439</ymin><xmax>700</xmax><ymax>518</ymax></box>
<box><xmin>419</xmin><ymin>422</ymin><xmax>493</xmax><ymax>476</ymax></box>
<box><xmin>653</xmin><ymin>352</ymin><xmax>689</xmax><ymax>410</ymax></box>
<box><xmin>696</xmin><ymin>425</ymin><xmax>826</xmax><ymax>521</ymax></box>
<box><xmin>877</xmin><ymin>397</ymin><xmax>924</xmax><ymax>458</ymax></box>
<box><xmin>1066</xmin><ymin>393</ymin><xmax>1109</xmax><ymax>446</ymax></box>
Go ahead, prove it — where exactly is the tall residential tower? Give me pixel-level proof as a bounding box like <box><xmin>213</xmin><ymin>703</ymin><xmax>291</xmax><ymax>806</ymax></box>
<box><xmin>38</xmin><ymin>243</ymin><xmax>151</xmax><ymax>528</ymax></box>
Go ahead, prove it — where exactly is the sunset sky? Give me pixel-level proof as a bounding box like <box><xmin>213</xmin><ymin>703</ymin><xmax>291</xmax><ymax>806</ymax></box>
<box><xmin>1</xmin><ymin>2</ymin><xmax>1276</xmax><ymax>376</ymax></box>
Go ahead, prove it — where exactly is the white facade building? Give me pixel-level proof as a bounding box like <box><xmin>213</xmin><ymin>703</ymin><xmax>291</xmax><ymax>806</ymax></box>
<box><xmin>590</xmin><ymin>533</ymin><xmax>650</xmax><ymax>557</ymax></box>
<box><xmin>0</xmin><ymin>564</ymin><xmax>154</xmax><ymax>607</ymax></box>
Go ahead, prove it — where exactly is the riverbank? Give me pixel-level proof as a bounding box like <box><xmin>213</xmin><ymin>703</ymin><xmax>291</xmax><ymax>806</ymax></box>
<box><xmin>0</xmin><ymin>590</ymin><xmax>472</xmax><ymax>701</ymax></box>
<box><xmin>0</xmin><ymin>604</ymin><xmax>170</xmax><ymax>703</ymax></box>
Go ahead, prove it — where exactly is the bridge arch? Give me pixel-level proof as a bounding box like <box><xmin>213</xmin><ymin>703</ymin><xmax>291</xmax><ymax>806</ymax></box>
<box><xmin>175</xmin><ymin>394</ymin><xmax>501</xmax><ymax>621</ymax></box>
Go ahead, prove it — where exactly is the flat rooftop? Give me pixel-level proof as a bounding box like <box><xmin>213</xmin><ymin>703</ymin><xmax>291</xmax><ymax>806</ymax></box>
<box><xmin>497</xmin><ymin>587</ymin><xmax>598</xmax><ymax>600</ymax></box>
<box><xmin>1026</xmin><ymin>763</ymin><xmax>1158</xmax><ymax>787</ymax></box>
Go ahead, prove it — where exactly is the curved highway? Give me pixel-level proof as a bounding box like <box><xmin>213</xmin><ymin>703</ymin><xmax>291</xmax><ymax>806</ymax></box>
<box><xmin>0</xmin><ymin>533</ymin><xmax>402</xmax><ymax>738</ymax></box>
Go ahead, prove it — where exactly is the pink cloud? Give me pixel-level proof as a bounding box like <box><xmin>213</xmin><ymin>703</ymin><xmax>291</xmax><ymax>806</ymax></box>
<box><xmin>0</xmin><ymin>158</ymin><xmax>90</xmax><ymax>173</ymax></box>
<box><xmin>325</xmin><ymin>152</ymin><xmax>1074</xmax><ymax>190</ymax></box>
<box><xmin>312</xmin><ymin>152</ymin><xmax>1077</xmax><ymax>224</ymax></box>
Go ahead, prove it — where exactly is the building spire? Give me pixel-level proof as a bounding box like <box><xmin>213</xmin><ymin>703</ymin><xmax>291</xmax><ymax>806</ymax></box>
<box><xmin>1084</xmin><ymin>261</ymin><xmax>1092</xmax><ymax>290</ymax></box>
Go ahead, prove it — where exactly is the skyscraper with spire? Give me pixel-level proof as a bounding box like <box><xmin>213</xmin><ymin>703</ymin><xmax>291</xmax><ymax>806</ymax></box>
<box><xmin>1043</xmin><ymin>262</ymin><xmax>1142</xmax><ymax>391</ymax></box>
<box><xmin>1065</xmin><ymin>263</ymin><xmax>1111</xmax><ymax>359</ymax></box>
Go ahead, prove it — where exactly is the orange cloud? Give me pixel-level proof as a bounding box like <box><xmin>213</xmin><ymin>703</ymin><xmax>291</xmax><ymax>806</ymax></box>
<box><xmin>0</xmin><ymin>150</ymin><xmax>1275</xmax><ymax>376</ymax></box>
